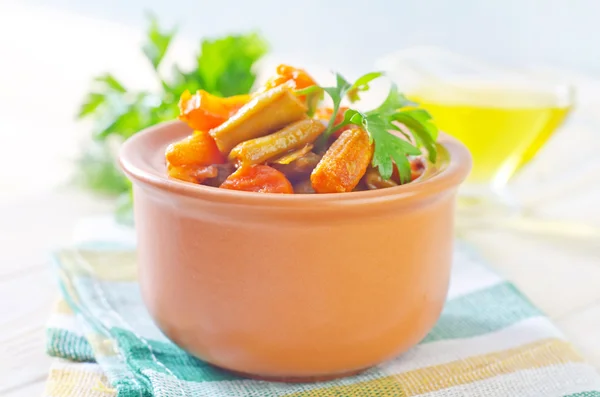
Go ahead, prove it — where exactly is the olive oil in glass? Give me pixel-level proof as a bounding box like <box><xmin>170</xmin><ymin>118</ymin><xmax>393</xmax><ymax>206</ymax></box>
<box><xmin>379</xmin><ymin>48</ymin><xmax>600</xmax><ymax>244</ymax></box>
<box><xmin>409</xmin><ymin>82</ymin><xmax>572</xmax><ymax>188</ymax></box>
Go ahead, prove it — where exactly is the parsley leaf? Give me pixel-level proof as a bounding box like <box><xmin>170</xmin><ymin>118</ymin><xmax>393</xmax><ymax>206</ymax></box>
<box><xmin>294</xmin><ymin>85</ymin><xmax>323</xmax><ymax>97</ymax></box>
<box><xmin>74</xmin><ymin>140</ymin><xmax>131</xmax><ymax>195</ymax></box>
<box><xmin>311</xmin><ymin>71</ymin><xmax>387</xmax><ymax>147</ymax></box>
<box><xmin>295</xmin><ymin>85</ymin><xmax>324</xmax><ymax>117</ymax></box>
<box><xmin>326</xmin><ymin>108</ymin><xmax>363</xmax><ymax>136</ymax></box>
<box><xmin>391</xmin><ymin>109</ymin><xmax>438</xmax><ymax>162</ymax></box>
<box><xmin>77</xmin><ymin>92</ymin><xmax>106</xmax><ymax>118</ymax></box>
<box><xmin>347</xmin><ymin>71</ymin><xmax>383</xmax><ymax>102</ymax></box>
<box><xmin>77</xmin><ymin>74</ymin><xmax>127</xmax><ymax>118</ymax></box>
<box><xmin>142</xmin><ymin>13</ymin><xmax>177</xmax><ymax>70</ymax></box>
<box><xmin>94</xmin><ymin>74</ymin><xmax>127</xmax><ymax>93</ymax></box>
<box><xmin>323</xmin><ymin>73</ymin><xmax>352</xmax><ymax>128</ymax></box>
<box><xmin>328</xmin><ymin>109</ymin><xmax>422</xmax><ymax>182</ymax></box>
<box><xmin>366</xmin><ymin>114</ymin><xmax>422</xmax><ymax>181</ymax></box>
<box><xmin>367</xmin><ymin>84</ymin><xmax>437</xmax><ymax>163</ymax></box>
<box><xmin>366</xmin><ymin>82</ymin><xmax>414</xmax><ymax>116</ymax></box>
<box><xmin>196</xmin><ymin>33</ymin><xmax>268</xmax><ymax>97</ymax></box>
<box><xmin>76</xmin><ymin>14</ymin><xmax>269</xmax><ymax>216</ymax></box>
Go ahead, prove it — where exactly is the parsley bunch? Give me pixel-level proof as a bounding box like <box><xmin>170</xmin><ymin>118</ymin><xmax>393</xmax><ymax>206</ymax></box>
<box><xmin>298</xmin><ymin>72</ymin><xmax>438</xmax><ymax>182</ymax></box>
<box><xmin>76</xmin><ymin>15</ymin><xmax>268</xmax><ymax>222</ymax></box>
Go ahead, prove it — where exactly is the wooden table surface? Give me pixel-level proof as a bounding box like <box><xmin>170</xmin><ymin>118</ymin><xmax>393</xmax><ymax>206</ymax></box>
<box><xmin>2</xmin><ymin>3</ymin><xmax>600</xmax><ymax>396</ymax></box>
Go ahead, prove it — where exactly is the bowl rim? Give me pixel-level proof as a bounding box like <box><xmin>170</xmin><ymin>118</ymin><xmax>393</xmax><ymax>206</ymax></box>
<box><xmin>119</xmin><ymin>120</ymin><xmax>472</xmax><ymax>207</ymax></box>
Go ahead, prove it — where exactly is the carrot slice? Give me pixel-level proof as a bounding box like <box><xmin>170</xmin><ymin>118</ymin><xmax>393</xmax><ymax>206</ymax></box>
<box><xmin>220</xmin><ymin>165</ymin><xmax>293</xmax><ymax>194</ymax></box>
<box><xmin>261</xmin><ymin>64</ymin><xmax>317</xmax><ymax>94</ymax></box>
<box><xmin>310</xmin><ymin>128</ymin><xmax>373</xmax><ymax>193</ymax></box>
<box><xmin>165</xmin><ymin>130</ymin><xmax>225</xmax><ymax>168</ymax></box>
<box><xmin>178</xmin><ymin>90</ymin><xmax>250</xmax><ymax>131</ymax></box>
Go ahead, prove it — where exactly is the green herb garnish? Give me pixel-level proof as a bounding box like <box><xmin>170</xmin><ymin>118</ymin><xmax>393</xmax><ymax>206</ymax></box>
<box><xmin>347</xmin><ymin>71</ymin><xmax>384</xmax><ymax>103</ymax></box>
<box><xmin>297</xmin><ymin>72</ymin><xmax>438</xmax><ymax>183</ymax></box>
<box><xmin>76</xmin><ymin>14</ymin><xmax>268</xmax><ymax>221</ymax></box>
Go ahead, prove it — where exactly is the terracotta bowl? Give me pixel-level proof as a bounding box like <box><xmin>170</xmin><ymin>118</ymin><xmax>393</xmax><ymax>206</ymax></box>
<box><xmin>119</xmin><ymin>120</ymin><xmax>472</xmax><ymax>382</ymax></box>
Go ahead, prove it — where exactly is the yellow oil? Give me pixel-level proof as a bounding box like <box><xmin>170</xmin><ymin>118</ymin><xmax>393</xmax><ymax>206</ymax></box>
<box><xmin>409</xmin><ymin>82</ymin><xmax>571</xmax><ymax>184</ymax></box>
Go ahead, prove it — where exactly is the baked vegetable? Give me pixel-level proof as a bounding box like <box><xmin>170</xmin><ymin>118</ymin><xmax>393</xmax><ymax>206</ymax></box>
<box><xmin>178</xmin><ymin>90</ymin><xmax>250</xmax><ymax>131</ymax></box>
<box><xmin>229</xmin><ymin>119</ymin><xmax>325</xmax><ymax>165</ymax></box>
<box><xmin>168</xmin><ymin>64</ymin><xmax>438</xmax><ymax>194</ymax></box>
<box><xmin>220</xmin><ymin>165</ymin><xmax>293</xmax><ymax>193</ymax></box>
<box><xmin>209</xmin><ymin>84</ymin><xmax>307</xmax><ymax>154</ymax></box>
<box><xmin>260</xmin><ymin>64</ymin><xmax>317</xmax><ymax>99</ymax></box>
<box><xmin>310</xmin><ymin>128</ymin><xmax>373</xmax><ymax>193</ymax></box>
<box><xmin>165</xmin><ymin>130</ymin><xmax>225</xmax><ymax>167</ymax></box>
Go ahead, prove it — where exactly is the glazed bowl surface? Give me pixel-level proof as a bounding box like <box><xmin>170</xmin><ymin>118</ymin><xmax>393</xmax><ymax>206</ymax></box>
<box><xmin>119</xmin><ymin>120</ymin><xmax>471</xmax><ymax>381</ymax></box>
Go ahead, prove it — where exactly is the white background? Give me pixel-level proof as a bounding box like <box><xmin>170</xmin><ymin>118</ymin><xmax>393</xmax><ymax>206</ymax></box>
<box><xmin>20</xmin><ymin>0</ymin><xmax>600</xmax><ymax>75</ymax></box>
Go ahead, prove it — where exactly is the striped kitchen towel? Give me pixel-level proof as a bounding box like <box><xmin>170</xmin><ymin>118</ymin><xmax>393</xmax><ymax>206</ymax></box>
<box><xmin>43</xmin><ymin>237</ymin><xmax>600</xmax><ymax>396</ymax></box>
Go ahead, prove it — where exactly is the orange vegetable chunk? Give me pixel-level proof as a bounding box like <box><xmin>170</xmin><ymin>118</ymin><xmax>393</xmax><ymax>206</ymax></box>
<box><xmin>311</xmin><ymin>128</ymin><xmax>373</xmax><ymax>193</ymax></box>
<box><xmin>178</xmin><ymin>90</ymin><xmax>250</xmax><ymax>131</ymax></box>
<box><xmin>220</xmin><ymin>165</ymin><xmax>293</xmax><ymax>194</ymax></box>
<box><xmin>165</xmin><ymin>130</ymin><xmax>225</xmax><ymax>168</ymax></box>
<box><xmin>315</xmin><ymin>106</ymin><xmax>352</xmax><ymax>138</ymax></box>
<box><xmin>262</xmin><ymin>64</ymin><xmax>317</xmax><ymax>93</ymax></box>
<box><xmin>167</xmin><ymin>164</ymin><xmax>218</xmax><ymax>184</ymax></box>
<box><xmin>259</xmin><ymin>64</ymin><xmax>319</xmax><ymax>109</ymax></box>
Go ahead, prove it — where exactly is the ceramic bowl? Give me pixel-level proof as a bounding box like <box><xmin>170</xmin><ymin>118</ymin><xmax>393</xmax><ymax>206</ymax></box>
<box><xmin>119</xmin><ymin>120</ymin><xmax>471</xmax><ymax>382</ymax></box>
